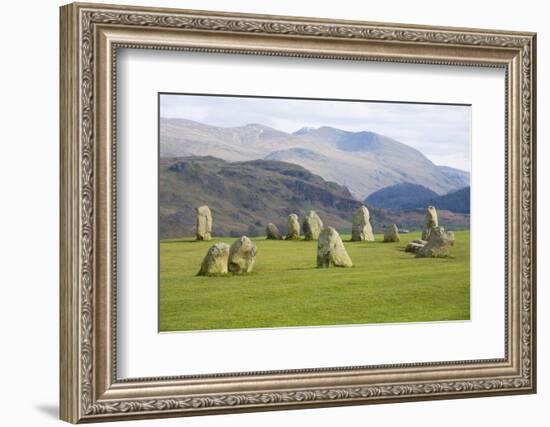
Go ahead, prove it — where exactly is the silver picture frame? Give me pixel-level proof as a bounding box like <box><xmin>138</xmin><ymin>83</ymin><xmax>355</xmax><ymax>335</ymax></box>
<box><xmin>60</xmin><ymin>2</ymin><xmax>537</xmax><ymax>423</ymax></box>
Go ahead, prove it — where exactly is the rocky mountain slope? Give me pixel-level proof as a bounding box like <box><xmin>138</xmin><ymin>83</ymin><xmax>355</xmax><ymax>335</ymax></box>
<box><xmin>159</xmin><ymin>156</ymin><xmax>470</xmax><ymax>239</ymax></box>
<box><xmin>160</xmin><ymin>118</ymin><xmax>470</xmax><ymax>200</ymax></box>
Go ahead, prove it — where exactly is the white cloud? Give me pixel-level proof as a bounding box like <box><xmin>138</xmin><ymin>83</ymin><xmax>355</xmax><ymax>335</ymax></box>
<box><xmin>160</xmin><ymin>94</ymin><xmax>471</xmax><ymax>171</ymax></box>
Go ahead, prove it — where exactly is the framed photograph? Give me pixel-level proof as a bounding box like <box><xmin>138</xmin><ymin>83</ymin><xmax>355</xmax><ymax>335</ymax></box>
<box><xmin>60</xmin><ymin>2</ymin><xmax>537</xmax><ymax>423</ymax></box>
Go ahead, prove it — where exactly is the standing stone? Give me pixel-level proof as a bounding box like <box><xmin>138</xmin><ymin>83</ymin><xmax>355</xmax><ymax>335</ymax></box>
<box><xmin>303</xmin><ymin>210</ymin><xmax>323</xmax><ymax>240</ymax></box>
<box><xmin>266</xmin><ymin>223</ymin><xmax>283</xmax><ymax>240</ymax></box>
<box><xmin>421</xmin><ymin>206</ymin><xmax>439</xmax><ymax>241</ymax></box>
<box><xmin>197</xmin><ymin>243</ymin><xmax>229</xmax><ymax>276</ymax></box>
<box><xmin>228</xmin><ymin>236</ymin><xmax>257</xmax><ymax>273</ymax></box>
<box><xmin>383</xmin><ymin>224</ymin><xmax>401</xmax><ymax>242</ymax></box>
<box><xmin>196</xmin><ymin>205</ymin><xmax>212</xmax><ymax>241</ymax></box>
<box><xmin>417</xmin><ymin>226</ymin><xmax>455</xmax><ymax>258</ymax></box>
<box><xmin>317</xmin><ymin>227</ymin><xmax>353</xmax><ymax>268</ymax></box>
<box><xmin>351</xmin><ymin>206</ymin><xmax>375</xmax><ymax>241</ymax></box>
<box><xmin>286</xmin><ymin>214</ymin><xmax>300</xmax><ymax>240</ymax></box>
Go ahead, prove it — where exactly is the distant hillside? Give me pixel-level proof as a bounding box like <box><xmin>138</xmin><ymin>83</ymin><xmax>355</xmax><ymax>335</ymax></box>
<box><xmin>365</xmin><ymin>182</ymin><xmax>470</xmax><ymax>214</ymax></box>
<box><xmin>159</xmin><ymin>156</ymin><xmax>469</xmax><ymax>239</ymax></box>
<box><xmin>365</xmin><ymin>183</ymin><xmax>439</xmax><ymax>210</ymax></box>
<box><xmin>160</xmin><ymin>156</ymin><xmax>362</xmax><ymax>238</ymax></box>
<box><xmin>160</xmin><ymin>117</ymin><xmax>470</xmax><ymax>199</ymax></box>
<box><xmin>411</xmin><ymin>186</ymin><xmax>470</xmax><ymax>214</ymax></box>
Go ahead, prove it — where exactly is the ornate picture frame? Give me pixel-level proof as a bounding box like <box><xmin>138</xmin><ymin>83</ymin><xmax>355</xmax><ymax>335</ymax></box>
<box><xmin>60</xmin><ymin>2</ymin><xmax>536</xmax><ymax>423</ymax></box>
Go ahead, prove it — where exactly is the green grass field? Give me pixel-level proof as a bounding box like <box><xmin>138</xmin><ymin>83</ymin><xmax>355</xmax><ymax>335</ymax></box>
<box><xmin>159</xmin><ymin>230</ymin><xmax>470</xmax><ymax>332</ymax></box>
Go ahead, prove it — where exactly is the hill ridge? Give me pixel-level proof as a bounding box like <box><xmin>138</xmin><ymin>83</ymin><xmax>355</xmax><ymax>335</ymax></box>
<box><xmin>159</xmin><ymin>155</ymin><xmax>469</xmax><ymax>239</ymax></box>
<box><xmin>160</xmin><ymin>117</ymin><xmax>470</xmax><ymax>199</ymax></box>
<box><xmin>366</xmin><ymin>182</ymin><xmax>470</xmax><ymax>213</ymax></box>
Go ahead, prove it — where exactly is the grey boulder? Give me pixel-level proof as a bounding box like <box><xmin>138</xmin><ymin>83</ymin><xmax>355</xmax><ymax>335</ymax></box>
<box><xmin>286</xmin><ymin>214</ymin><xmax>301</xmax><ymax>240</ymax></box>
<box><xmin>351</xmin><ymin>206</ymin><xmax>375</xmax><ymax>241</ymax></box>
<box><xmin>303</xmin><ymin>210</ymin><xmax>323</xmax><ymax>240</ymax></box>
<box><xmin>417</xmin><ymin>226</ymin><xmax>455</xmax><ymax>258</ymax></box>
<box><xmin>405</xmin><ymin>242</ymin><xmax>425</xmax><ymax>254</ymax></box>
<box><xmin>421</xmin><ymin>206</ymin><xmax>439</xmax><ymax>241</ymax></box>
<box><xmin>266</xmin><ymin>223</ymin><xmax>283</xmax><ymax>240</ymax></box>
<box><xmin>317</xmin><ymin>227</ymin><xmax>353</xmax><ymax>268</ymax></box>
<box><xmin>383</xmin><ymin>224</ymin><xmax>400</xmax><ymax>242</ymax></box>
<box><xmin>196</xmin><ymin>205</ymin><xmax>212</xmax><ymax>241</ymax></box>
<box><xmin>228</xmin><ymin>236</ymin><xmax>257</xmax><ymax>273</ymax></box>
<box><xmin>197</xmin><ymin>243</ymin><xmax>229</xmax><ymax>276</ymax></box>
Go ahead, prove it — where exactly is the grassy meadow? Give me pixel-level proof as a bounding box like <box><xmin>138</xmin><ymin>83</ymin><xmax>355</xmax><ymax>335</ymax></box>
<box><xmin>159</xmin><ymin>230</ymin><xmax>470</xmax><ymax>332</ymax></box>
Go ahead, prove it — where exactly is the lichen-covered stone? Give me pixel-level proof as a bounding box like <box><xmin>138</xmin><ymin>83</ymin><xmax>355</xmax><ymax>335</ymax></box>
<box><xmin>405</xmin><ymin>242</ymin><xmax>424</xmax><ymax>254</ymax></box>
<box><xmin>317</xmin><ymin>227</ymin><xmax>353</xmax><ymax>268</ymax></box>
<box><xmin>351</xmin><ymin>206</ymin><xmax>375</xmax><ymax>241</ymax></box>
<box><xmin>417</xmin><ymin>226</ymin><xmax>455</xmax><ymax>258</ymax></box>
<box><xmin>197</xmin><ymin>243</ymin><xmax>229</xmax><ymax>276</ymax></box>
<box><xmin>266</xmin><ymin>223</ymin><xmax>283</xmax><ymax>240</ymax></box>
<box><xmin>196</xmin><ymin>205</ymin><xmax>212</xmax><ymax>241</ymax></box>
<box><xmin>286</xmin><ymin>214</ymin><xmax>300</xmax><ymax>240</ymax></box>
<box><xmin>421</xmin><ymin>206</ymin><xmax>438</xmax><ymax>241</ymax></box>
<box><xmin>383</xmin><ymin>224</ymin><xmax>400</xmax><ymax>242</ymax></box>
<box><xmin>228</xmin><ymin>236</ymin><xmax>257</xmax><ymax>273</ymax></box>
<box><xmin>303</xmin><ymin>210</ymin><xmax>323</xmax><ymax>240</ymax></box>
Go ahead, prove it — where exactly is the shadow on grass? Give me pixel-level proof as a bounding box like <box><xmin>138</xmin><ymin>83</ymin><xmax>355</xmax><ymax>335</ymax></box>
<box><xmin>195</xmin><ymin>271</ymin><xmax>260</xmax><ymax>278</ymax></box>
<box><xmin>396</xmin><ymin>247</ymin><xmax>414</xmax><ymax>253</ymax></box>
<box><xmin>285</xmin><ymin>266</ymin><xmax>318</xmax><ymax>271</ymax></box>
<box><xmin>346</xmin><ymin>242</ymin><xmax>395</xmax><ymax>251</ymax></box>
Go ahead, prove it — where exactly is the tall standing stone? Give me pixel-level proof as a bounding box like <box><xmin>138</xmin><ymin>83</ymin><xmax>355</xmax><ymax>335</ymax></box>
<box><xmin>317</xmin><ymin>227</ymin><xmax>353</xmax><ymax>268</ymax></box>
<box><xmin>417</xmin><ymin>226</ymin><xmax>455</xmax><ymax>258</ymax></box>
<box><xmin>351</xmin><ymin>206</ymin><xmax>375</xmax><ymax>241</ymax></box>
<box><xmin>266</xmin><ymin>223</ymin><xmax>283</xmax><ymax>240</ymax></box>
<box><xmin>303</xmin><ymin>210</ymin><xmax>323</xmax><ymax>240</ymax></box>
<box><xmin>196</xmin><ymin>205</ymin><xmax>212</xmax><ymax>241</ymax></box>
<box><xmin>383</xmin><ymin>224</ymin><xmax>401</xmax><ymax>242</ymax></box>
<box><xmin>228</xmin><ymin>236</ymin><xmax>257</xmax><ymax>273</ymax></box>
<box><xmin>421</xmin><ymin>206</ymin><xmax>438</xmax><ymax>241</ymax></box>
<box><xmin>197</xmin><ymin>243</ymin><xmax>229</xmax><ymax>276</ymax></box>
<box><xmin>286</xmin><ymin>214</ymin><xmax>300</xmax><ymax>240</ymax></box>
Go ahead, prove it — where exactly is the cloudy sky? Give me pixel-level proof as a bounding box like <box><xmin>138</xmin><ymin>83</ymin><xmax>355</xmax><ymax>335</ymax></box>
<box><xmin>160</xmin><ymin>93</ymin><xmax>471</xmax><ymax>171</ymax></box>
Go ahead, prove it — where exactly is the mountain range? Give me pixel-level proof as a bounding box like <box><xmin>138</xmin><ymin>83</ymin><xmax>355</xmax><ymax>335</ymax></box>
<box><xmin>416</xmin><ymin>186</ymin><xmax>470</xmax><ymax>214</ymax></box>
<box><xmin>159</xmin><ymin>156</ymin><xmax>470</xmax><ymax>239</ymax></box>
<box><xmin>366</xmin><ymin>183</ymin><xmax>470</xmax><ymax>213</ymax></box>
<box><xmin>160</xmin><ymin>118</ymin><xmax>470</xmax><ymax>200</ymax></box>
<box><xmin>365</xmin><ymin>183</ymin><xmax>439</xmax><ymax>210</ymax></box>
